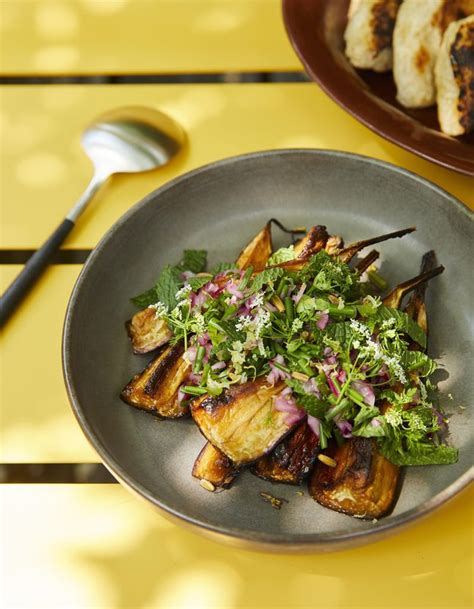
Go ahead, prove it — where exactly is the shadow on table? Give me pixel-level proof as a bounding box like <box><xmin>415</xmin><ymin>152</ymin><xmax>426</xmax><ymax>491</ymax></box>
<box><xmin>65</xmin><ymin>485</ymin><xmax>472</xmax><ymax>609</ymax></box>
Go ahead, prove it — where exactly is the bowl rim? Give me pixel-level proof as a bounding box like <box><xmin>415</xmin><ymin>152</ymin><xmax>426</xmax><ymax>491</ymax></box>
<box><xmin>62</xmin><ymin>148</ymin><xmax>473</xmax><ymax>550</ymax></box>
<box><xmin>281</xmin><ymin>0</ymin><xmax>474</xmax><ymax>177</ymax></box>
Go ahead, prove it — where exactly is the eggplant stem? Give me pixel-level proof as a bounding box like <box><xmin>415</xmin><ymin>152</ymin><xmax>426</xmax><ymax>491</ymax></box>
<box><xmin>354</xmin><ymin>249</ymin><xmax>380</xmax><ymax>273</ymax></box>
<box><xmin>383</xmin><ymin>264</ymin><xmax>444</xmax><ymax>310</ymax></box>
<box><xmin>338</xmin><ymin>227</ymin><xmax>416</xmax><ymax>263</ymax></box>
<box><xmin>404</xmin><ymin>251</ymin><xmax>438</xmax><ymax>335</ymax></box>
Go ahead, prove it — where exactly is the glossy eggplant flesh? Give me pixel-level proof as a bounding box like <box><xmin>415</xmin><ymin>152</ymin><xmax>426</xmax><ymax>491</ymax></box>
<box><xmin>191</xmin><ymin>379</ymin><xmax>296</xmax><ymax>464</ymax></box>
<box><xmin>192</xmin><ymin>442</ymin><xmax>237</xmax><ymax>491</ymax></box>
<box><xmin>252</xmin><ymin>421</ymin><xmax>319</xmax><ymax>485</ymax></box>
<box><xmin>309</xmin><ymin>438</ymin><xmax>400</xmax><ymax>519</ymax></box>
<box><xmin>236</xmin><ymin>222</ymin><xmax>273</xmax><ymax>272</ymax></box>
<box><xmin>121</xmin><ymin>343</ymin><xmax>191</xmax><ymax>418</ymax></box>
<box><xmin>127</xmin><ymin>307</ymin><xmax>173</xmax><ymax>354</ymax></box>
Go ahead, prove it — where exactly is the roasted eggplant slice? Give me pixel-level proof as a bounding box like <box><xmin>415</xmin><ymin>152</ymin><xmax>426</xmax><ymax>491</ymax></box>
<box><xmin>191</xmin><ymin>379</ymin><xmax>296</xmax><ymax>464</ymax></box>
<box><xmin>252</xmin><ymin>421</ymin><xmax>319</xmax><ymax>485</ymax></box>
<box><xmin>308</xmin><ymin>438</ymin><xmax>400</xmax><ymax>519</ymax></box>
<box><xmin>192</xmin><ymin>442</ymin><xmax>237</xmax><ymax>491</ymax></box>
<box><xmin>121</xmin><ymin>343</ymin><xmax>191</xmax><ymax>418</ymax></box>
<box><xmin>126</xmin><ymin>307</ymin><xmax>172</xmax><ymax>354</ymax></box>
<box><xmin>236</xmin><ymin>222</ymin><xmax>273</xmax><ymax>272</ymax></box>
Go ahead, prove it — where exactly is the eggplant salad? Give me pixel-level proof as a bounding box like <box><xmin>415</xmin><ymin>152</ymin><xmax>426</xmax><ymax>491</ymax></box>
<box><xmin>121</xmin><ymin>220</ymin><xmax>458</xmax><ymax>519</ymax></box>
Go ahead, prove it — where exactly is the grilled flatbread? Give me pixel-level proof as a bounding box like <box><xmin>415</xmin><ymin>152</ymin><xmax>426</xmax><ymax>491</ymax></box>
<box><xmin>393</xmin><ymin>0</ymin><xmax>474</xmax><ymax>108</ymax></box>
<box><xmin>345</xmin><ymin>0</ymin><xmax>402</xmax><ymax>72</ymax></box>
<box><xmin>436</xmin><ymin>15</ymin><xmax>474</xmax><ymax>135</ymax></box>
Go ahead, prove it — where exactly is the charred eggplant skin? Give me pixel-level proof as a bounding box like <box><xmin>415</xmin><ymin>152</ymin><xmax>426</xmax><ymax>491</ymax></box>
<box><xmin>309</xmin><ymin>438</ymin><xmax>400</xmax><ymax>519</ymax></box>
<box><xmin>191</xmin><ymin>379</ymin><xmax>295</xmax><ymax>465</ymax></box>
<box><xmin>192</xmin><ymin>442</ymin><xmax>237</xmax><ymax>490</ymax></box>
<box><xmin>121</xmin><ymin>343</ymin><xmax>191</xmax><ymax>418</ymax></box>
<box><xmin>252</xmin><ymin>422</ymin><xmax>319</xmax><ymax>485</ymax></box>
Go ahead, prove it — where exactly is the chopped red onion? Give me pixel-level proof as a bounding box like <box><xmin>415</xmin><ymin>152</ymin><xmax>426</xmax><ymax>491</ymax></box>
<box><xmin>336</xmin><ymin>369</ymin><xmax>347</xmax><ymax>383</ymax></box>
<box><xmin>303</xmin><ymin>377</ymin><xmax>321</xmax><ymax>397</ymax></box>
<box><xmin>336</xmin><ymin>419</ymin><xmax>353</xmax><ymax>438</ymax></box>
<box><xmin>225</xmin><ymin>281</ymin><xmax>244</xmax><ymax>299</ymax></box>
<box><xmin>307</xmin><ymin>415</ymin><xmax>320</xmax><ymax>437</ymax></box>
<box><xmin>327</xmin><ymin>374</ymin><xmax>340</xmax><ymax>397</ymax></box>
<box><xmin>370</xmin><ymin>417</ymin><xmax>382</xmax><ymax>427</ymax></box>
<box><xmin>211</xmin><ymin>361</ymin><xmax>226</xmax><ymax>371</ymax></box>
<box><xmin>205</xmin><ymin>282</ymin><xmax>221</xmax><ymax>297</ymax></box>
<box><xmin>181</xmin><ymin>270</ymin><xmax>195</xmax><ymax>281</ymax></box>
<box><xmin>264</xmin><ymin>301</ymin><xmax>277</xmax><ymax>313</ymax></box>
<box><xmin>198</xmin><ymin>333</ymin><xmax>210</xmax><ymax>346</ymax></box>
<box><xmin>292</xmin><ymin>282</ymin><xmax>307</xmax><ymax>304</ymax></box>
<box><xmin>191</xmin><ymin>291</ymin><xmax>208</xmax><ymax>309</ymax></box>
<box><xmin>316</xmin><ymin>311</ymin><xmax>329</xmax><ymax>330</ymax></box>
<box><xmin>351</xmin><ymin>380</ymin><xmax>375</xmax><ymax>406</ymax></box>
<box><xmin>285</xmin><ymin>412</ymin><xmax>306</xmax><ymax>425</ymax></box>
<box><xmin>184</xmin><ymin>345</ymin><xmax>197</xmax><ymax>363</ymax></box>
<box><xmin>177</xmin><ymin>388</ymin><xmax>187</xmax><ymax>404</ymax></box>
<box><xmin>187</xmin><ymin>372</ymin><xmax>202</xmax><ymax>384</ymax></box>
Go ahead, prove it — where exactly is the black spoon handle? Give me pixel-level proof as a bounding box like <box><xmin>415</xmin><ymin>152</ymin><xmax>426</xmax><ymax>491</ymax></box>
<box><xmin>0</xmin><ymin>218</ymin><xmax>75</xmax><ymax>327</ymax></box>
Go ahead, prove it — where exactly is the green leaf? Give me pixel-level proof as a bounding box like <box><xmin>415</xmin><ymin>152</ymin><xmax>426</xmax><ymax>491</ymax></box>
<box><xmin>325</xmin><ymin>321</ymin><xmax>356</xmax><ymax>348</ymax></box>
<box><xmin>209</xmin><ymin>261</ymin><xmax>235</xmax><ymax>275</ymax></box>
<box><xmin>155</xmin><ymin>265</ymin><xmax>182</xmax><ymax>310</ymax></box>
<box><xmin>268</xmin><ymin>245</ymin><xmax>295</xmax><ymax>264</ymax></box>
<box><xmin>352</xmin><ymin>419</ymin><xmax>385</xmax><ymax>438</ymax></box>
<box><xmin>187</xmin><ymin>275</ymin><xmax>211</xmax><ymax>291</ymax></box>
<box><xmin>400</xmin><ymin>351</ymin><xmax>437</xmax><ymax>377</ymax></box>
<box><xmin>379</xmin><ymin>441</ymin><xmax>458</xmax><ymax>466</ymax></box>
<box><xmin>375</xmin><ymin>306</ymin><xmax>427</xmax><ymax>349</ymax></box>
<box><xmin>130</xmin><ymin>287</ymin><xmax>158</xmax><ymax>308</ymax></box>
<box><xmin>181</xmin><ymin>250</ymin><xmax>207</xmax><ymax>273</ymax></box>
<box><xmin>251</xmin><ymin>267</ymin><xmax>284</xmax><ymax>292</ymax></box>
<box><xmin>285</xmin><ymin>379</ymin><xmax>328</xmax><ymax>419</ymax></box>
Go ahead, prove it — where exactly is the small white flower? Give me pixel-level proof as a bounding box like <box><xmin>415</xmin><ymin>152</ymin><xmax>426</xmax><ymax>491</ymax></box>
<box><xmin>149</xmin><ymin>301</ymin><xmax>168</xmax><ymax>319</ymax></box>
<box><xmin>291</xmin><ymin>318</ymin><xmax>303</xmax><ymax>334</ymax></box>
<box><xmin>385</xmin><ymin>409</ymin><xmax>403</xmax><ymax>427</ymax></box>
<box><xmin>175</xmin><ymin>284</ymin><xmax>192</xmax><ymax>300</ymax></box>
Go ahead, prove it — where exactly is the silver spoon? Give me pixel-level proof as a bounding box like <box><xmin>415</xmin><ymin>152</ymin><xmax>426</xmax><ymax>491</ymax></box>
<box><xmin>0</xmin><ymin>106</ymin><xmax>186</xmax><ymax>326</ymax></box>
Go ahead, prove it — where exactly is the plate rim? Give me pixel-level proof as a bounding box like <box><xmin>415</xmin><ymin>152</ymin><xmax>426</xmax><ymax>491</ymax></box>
<box><xmin>281</xmin><ymin>0</ymin><xmax>474</xmax><ymax>177</ymax></box>
<box><xmin>62</xmin><ymin>148</ymin><xmax>474</xmax><ymax>551</ymax></box>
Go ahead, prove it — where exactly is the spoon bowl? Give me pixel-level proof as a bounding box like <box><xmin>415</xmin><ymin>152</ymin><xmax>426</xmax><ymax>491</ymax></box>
<box><xmin>82</xmin><ymin>106</ymin><xmax>186</xmax><ymax>176</ymax></box>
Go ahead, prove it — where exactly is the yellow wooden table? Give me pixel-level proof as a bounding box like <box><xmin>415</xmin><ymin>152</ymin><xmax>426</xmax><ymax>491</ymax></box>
<box><xmin>0</xmin><ymin>2</ymin><xmax>472</xmax><ymax>608</ymax></box>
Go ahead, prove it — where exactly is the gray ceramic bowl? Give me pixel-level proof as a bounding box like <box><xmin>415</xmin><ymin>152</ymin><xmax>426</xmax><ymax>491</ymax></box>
<box><xmin>63</xmin><ymin>150</ymin><xmax>473</xmax><ymax>552</ymax></box>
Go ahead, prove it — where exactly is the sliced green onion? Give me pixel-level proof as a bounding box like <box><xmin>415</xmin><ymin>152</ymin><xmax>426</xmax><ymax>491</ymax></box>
<box><xmin>319</xmin><ymin>427</ymin><xmax>328</xmax><ymax>449</ymax></box>
<box><xmin>284</xmin><ymin>297</ymin><xmax>294</xmax><ymax>323</ymax></box>
<box><xmin>298</xmin><ymin>359</ymin><xmax>314</xmax><ymax>377</ymax></box>
<box><xmin>181</xmin><ymin>385</ymin><xmax>208</xmax><ymax>396</ymax></box>
<box><xmin>325</xmin><ymin>398</ymin><xmax>351</xmax><ymax>421</ymax></box>
<box><xmin>238</xmin><ymin>266</ymin><xmax>253</xmax><ymax>291</ymax></box>
<box><xmin>368</xmin><ymin>270</ymin><xmax>388</xmax><ymax>291</ymax></box>
<box><xmin>193</xmin><ymin>345</ymin><xmax>206</xmax><ymax>373</ymax></box>
<box><xmin>327</xmin><ymin>304</ymin><xmax>357</xmax><ymax>317</ymax></box>
<box><xmin>273</xmin><ymin>361</ymin><xmax>290</xmax><ymax>374</ymax></box>
<box><xmin>201</xmin><ymin>363</ymin><xmax>211</xmax><ymax>385</ymax></box>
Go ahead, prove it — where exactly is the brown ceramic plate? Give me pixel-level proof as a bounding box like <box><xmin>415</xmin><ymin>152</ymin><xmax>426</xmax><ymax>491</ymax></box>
<box><xmin>282</xmin><ymin>0</ymin><xmax>474</xmax><ymax>176</ymax></box>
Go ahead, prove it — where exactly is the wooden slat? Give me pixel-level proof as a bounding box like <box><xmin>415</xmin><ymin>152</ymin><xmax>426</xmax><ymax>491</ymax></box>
<box><xmin>0</xmin><ymin>265</ymin><xmax>97</xmax><ymax>463</ymax></box>
<box><xmin>2</xmin><ymin>483</ymin><xmax>472</xmax><ymax>608</ymax></box>
<box><xmin>1</xmin><ymin>83</ymin><xmax>472</xmax><ymax>249</ymax></box>
<box><xmin>0</xmin><ymin>0</ymin><xmax>300</xmax><ymax>76</ymax></box>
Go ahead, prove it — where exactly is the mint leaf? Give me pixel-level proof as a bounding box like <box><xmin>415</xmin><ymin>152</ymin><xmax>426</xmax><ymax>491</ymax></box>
<box><xmin>400</xmin><ymin>351</ymin><xmax>437</xmax><ymax>377</ymax></box>
<box><xmin>181</xmin><ymin>250</ymin><xmax>207</xmax><ymax>274</ymax></box>
<box><xmin>251</xmin><ymin>267</ymin><xmax>284</xmax><ymax>292</ymax></box>
<box><xmin>155</xmin><ymin>265</ymin><xmax>182</xmax><ymax>310</ymax></box>
<box><xmin>375</xmin><ymin>306</ymin><xmax>426</xmax><ymax>349</ymax></box>
<box><xmin>268</xmin><ymin>245</ymin><xmax>295</xmax><ymax>264</ymax></box>
<box><xmin>131</xmin><ymin>287</ymin><xmax>158</xmax><ymax>308</ymax></box>
<box><xmin>187</xmin><ymin>275</ymin><xmax>211</xmax><ymax>291</ymax></box>
<box><xmin>379</xmin><ymin>441</ymin><xmax>458</xmax><ymax>466</ymax></box>
<box><xmin>210</xmin><ymin>261</ymin><xmax>235</xmax><ymax>275</ymax></box>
